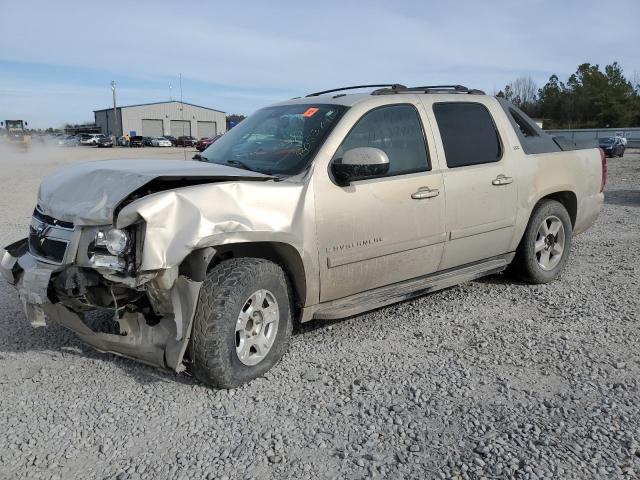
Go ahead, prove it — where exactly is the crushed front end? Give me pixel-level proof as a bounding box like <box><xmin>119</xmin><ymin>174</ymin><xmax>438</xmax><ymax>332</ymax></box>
<box><xmin>0</xmin><ymin>207</ymin><xmax>203</xmax><ymax>371</ymax></box>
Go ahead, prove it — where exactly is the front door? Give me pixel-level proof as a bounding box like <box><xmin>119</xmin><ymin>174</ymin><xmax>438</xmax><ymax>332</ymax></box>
<box><xmin>426</xmin><ymin>99</ymin><xmax>518</xmax><ymax>269</ymax></box>
<box><xmin>314</xmin><ymin>102</ymin><xmax>447</xmax><ymax>302</ymax></box>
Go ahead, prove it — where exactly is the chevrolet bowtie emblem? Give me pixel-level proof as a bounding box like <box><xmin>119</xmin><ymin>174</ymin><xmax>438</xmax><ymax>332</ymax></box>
<box><xmin>36</xmin><ymin>222</ymin><xmax>50</xmax><ymax>239</ymax></box>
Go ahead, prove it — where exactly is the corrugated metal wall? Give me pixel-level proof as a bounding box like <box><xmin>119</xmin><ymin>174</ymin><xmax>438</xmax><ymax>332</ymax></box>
<box><xmin>118</xmin><ymin>102</ymin><xmax>226</xmax><ymax>138</ymax></box>
<box><xmin>95</xmin><ymin>109</ymin><xmax>123</xmax><ymax>136</ymax></box>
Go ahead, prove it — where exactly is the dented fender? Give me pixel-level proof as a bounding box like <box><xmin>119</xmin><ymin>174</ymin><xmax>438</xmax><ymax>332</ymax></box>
<box><xmin>117</xmin><ymin>179</ymin><xmax>320</xmax><ymax>307</ymax></box>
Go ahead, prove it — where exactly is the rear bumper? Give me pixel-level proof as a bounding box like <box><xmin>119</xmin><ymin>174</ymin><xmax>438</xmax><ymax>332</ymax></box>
<box><xmin>1</xmin><ymin>240</ymin><xmax>203</xmax><ymax>371</ymax></box>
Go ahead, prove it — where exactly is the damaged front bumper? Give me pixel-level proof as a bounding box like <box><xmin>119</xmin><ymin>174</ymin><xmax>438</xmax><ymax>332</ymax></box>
<box><xmin>1</xmin><ymin>238</ymin><xmax>203</xmax><ymax>372</ymax></box>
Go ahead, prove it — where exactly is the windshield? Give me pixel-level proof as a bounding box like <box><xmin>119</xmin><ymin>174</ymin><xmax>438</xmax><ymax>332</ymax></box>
<box><xmin>6</xmin><ymin>120</ymin><xmax>23</xmax><ymax>130</ymax></box>
<box><xmin>201</xmin><ymin>103</ymin><xmax>348</xmax><ymax>176</ymax></box>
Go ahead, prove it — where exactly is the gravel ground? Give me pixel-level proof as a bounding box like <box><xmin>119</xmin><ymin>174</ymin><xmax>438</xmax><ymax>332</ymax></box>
<box><xmin>0</xmin><ymin>145</ymin><xmax>639</xmax><ymax>480</ymax></box>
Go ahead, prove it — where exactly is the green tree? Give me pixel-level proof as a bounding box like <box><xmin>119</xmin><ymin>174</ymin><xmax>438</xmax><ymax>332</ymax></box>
<box><xmin>536</xmin><ymin>62</ymin><xmax>639</xmax><ymax>128</ymax></box>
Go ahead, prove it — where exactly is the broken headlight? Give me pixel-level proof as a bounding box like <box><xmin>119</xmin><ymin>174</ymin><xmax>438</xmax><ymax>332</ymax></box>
<box><xmin>90</xmin><ymin>227</ymin><xmax>134</xmax><ymax>273</ymax></box>
<box><xmin>96</xmin><ymin>228</ymin><xmax>130</xmax><ymax>255</ymax></box>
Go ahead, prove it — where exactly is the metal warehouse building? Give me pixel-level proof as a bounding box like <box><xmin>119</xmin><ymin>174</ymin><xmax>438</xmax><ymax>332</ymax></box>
<box><xmin>94</xmin><ymin>101</ymin><xmax>226</xmax><ymax>138</ymax></box>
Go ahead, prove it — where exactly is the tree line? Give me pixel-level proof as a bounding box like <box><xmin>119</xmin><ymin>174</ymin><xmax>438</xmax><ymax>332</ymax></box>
<box><xmin>497</xmin><ymin>62</ymin><xmax>640</xmax><ymax>129</ymax></box>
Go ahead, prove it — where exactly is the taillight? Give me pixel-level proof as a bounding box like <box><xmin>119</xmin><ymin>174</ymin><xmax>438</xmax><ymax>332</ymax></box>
<box><xmin>599</xmin><ymin>148</ymin><xmax>607</xmax><ymax>193</ymax></box>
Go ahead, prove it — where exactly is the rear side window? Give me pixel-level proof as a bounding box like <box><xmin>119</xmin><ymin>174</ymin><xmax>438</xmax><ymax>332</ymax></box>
<box><xmin>509</xmin><ymin>108</ymin><xmax>538</xmax><ymax>137</ymax></box>
<box><xmin>334</xmin><ymin>104</ymin><xmax>430</xmax><ymax>176</ymax></box>
<box><xmin>433</xmin><ymin>102</ymin><xmax>502</xmax><ymax>168</ymax></box>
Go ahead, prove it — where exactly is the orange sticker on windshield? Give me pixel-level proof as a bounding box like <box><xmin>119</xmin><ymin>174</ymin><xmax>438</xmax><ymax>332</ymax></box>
<box><xmin>303</xmin><ymin>107</ymin><xmax>319</xmax><ymax>117</ymax></box>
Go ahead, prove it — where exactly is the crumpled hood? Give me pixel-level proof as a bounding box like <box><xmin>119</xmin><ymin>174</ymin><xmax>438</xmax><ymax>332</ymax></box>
<box><xmin>37</xmin><ymin>159</ymin><xmax>271</xmax><ymax>225</ymax></box>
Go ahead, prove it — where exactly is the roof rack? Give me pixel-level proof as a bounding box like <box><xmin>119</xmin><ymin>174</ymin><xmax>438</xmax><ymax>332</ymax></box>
<box><xmin>306</xmin><ymin>84</ymin><xmax>407</xmax><ymax>97</ymax></box>
<box><xmin>371</xmin><ymin>85</ymin><xmax>485</xmax><ymax>95</ymax></box>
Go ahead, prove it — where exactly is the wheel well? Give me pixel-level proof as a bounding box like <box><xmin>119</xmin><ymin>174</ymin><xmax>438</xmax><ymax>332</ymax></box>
<box><xmin>540</xmin><ymin>191</ymin><xmax>577</xmax><ymax>227</ymax></box>
<box><xmin>206</xmin><ymin>242</ymin><xmax>307</xmax><ymax>310</ymax></box>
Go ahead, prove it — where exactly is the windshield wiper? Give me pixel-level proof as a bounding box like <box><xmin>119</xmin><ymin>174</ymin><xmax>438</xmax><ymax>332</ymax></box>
<box><xmin>225</xmin><ymin>159</ymin><xmax>255</xmax><ymax>172</ymax></box>
<box><xmin>198</xmin><ymin>157</ymin><xmax>281</xmax><ymax>180</ymax></box>
<box><xmin>224</xmin><ymin>159</ymin><xmax>283</xmax><ymax>181</ymax></box>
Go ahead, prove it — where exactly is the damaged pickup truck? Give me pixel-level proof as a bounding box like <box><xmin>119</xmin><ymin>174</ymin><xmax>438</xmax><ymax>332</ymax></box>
<box><xmin>1</xmin><ymin>84</ymin><xmax>605</xmax><ymax>388</ymax></box>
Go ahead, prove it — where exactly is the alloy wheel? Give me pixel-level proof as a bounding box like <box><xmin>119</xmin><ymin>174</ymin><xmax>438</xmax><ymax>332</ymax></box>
<box><xmin>235</xmin><ymin>289</ymin><xmax>280</xmax><ymax>366</ymax></box>
<box><xmin>535</xmin><ymin>215</ymin><xmax>565</xmax><ymax>271</ymax></box>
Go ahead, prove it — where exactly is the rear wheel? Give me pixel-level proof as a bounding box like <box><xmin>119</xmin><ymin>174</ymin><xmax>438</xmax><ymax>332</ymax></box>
<box><xmin>189</xmin><ymin>258</ymin><xmax>293</xmax><ymax>388</ymax></box>
<box><xmin>510</xmin><ymin>199</ymin><xmax>573</xmax><ymax>284</ymax></box>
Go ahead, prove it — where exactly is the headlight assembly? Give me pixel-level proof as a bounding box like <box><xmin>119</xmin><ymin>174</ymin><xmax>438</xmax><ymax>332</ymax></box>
<box><xmin>95</xmin><ymin>228</ymin><xmax>130</xmax><ymax>255</ymax></box>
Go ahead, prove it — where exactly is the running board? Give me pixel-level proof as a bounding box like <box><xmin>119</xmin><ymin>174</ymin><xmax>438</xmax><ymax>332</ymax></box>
<box><xmin>309</xmin><ymin>254</ymin><xmax>514</xmax><ymax>321</ymax></box>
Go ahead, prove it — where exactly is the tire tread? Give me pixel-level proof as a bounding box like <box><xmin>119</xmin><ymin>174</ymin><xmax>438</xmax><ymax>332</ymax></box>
<box><xmin>190</xmin><ymin>258</ymin><xmax>292</xmax><ymax>388</ymax></box>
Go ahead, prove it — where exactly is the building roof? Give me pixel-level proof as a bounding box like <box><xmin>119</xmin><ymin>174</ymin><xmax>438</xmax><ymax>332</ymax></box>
<box><xmin>94</xmin><ymin>100</ymin><xmax>225</xmax><ymax>114</ymax></box>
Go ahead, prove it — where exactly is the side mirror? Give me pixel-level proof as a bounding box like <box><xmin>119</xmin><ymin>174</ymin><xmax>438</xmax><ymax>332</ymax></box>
<box><xmin>192</xmin><ymin>153</ymin><xmax>203</xmax><ymax>161</ymax></box>
<box><xmin>331</xmin><ymin>147</ymin><xmax>390</xmax><ymax>185</ymax></box>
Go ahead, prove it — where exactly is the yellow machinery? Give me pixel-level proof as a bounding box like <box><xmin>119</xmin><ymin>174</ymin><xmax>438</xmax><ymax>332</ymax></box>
<box><xmin>2</xmin><ymin>120</ymin><xmax>31</xmax><ymax>148</ymax></box>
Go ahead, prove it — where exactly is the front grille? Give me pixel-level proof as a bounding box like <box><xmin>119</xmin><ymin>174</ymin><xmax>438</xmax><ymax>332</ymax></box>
<box><xmin>28</xmin><ymin>230</ymin><xmax>69</xmax><ymax>263</ymax></box>
<box><xmin>28</xmin><ymin>208</ymin><xmax>74</xmax><ymax>264</ymax></box>
<box><xmin>33</xmin><ymin>207</ymin><xmax>74</xmax><ymax>229</ymax></box>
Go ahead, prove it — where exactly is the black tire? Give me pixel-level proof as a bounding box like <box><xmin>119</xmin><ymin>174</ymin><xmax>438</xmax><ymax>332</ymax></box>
<box><xmin>510</xmin><ymin>199</ymin><xmax>573</xmax><ymax>284</ymax></box>
<box><xmin>189</xmin><ymin>258</ymin><xmax>293</xmax><ymax>388</ymax></box>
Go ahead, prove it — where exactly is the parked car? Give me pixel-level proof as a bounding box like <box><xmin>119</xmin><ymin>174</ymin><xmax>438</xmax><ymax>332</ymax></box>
<box><xmin>195</xmin><ymin>134</ymin><xmax>223</xmax><ymax>152</ymax></box>
<box><xmin>1</xmin><ymin>84</ymin><xmax>605</xmax><ymax>388</ymax></box>
<box><xmin>97</xmin><ymin>136</ymin><xmax>114</xmax><ymax>148</ymax></box>
<box><xmin>163</xmin><ymin>135</ymin><xmax>177</xmax><ymax>146</ymax></box>
<box><xmin>151</xmin><ymin>137</ymin><xmax>173</xmax><ymax>147</ymax></box>
<box><xmin>79</xmin><ymin>133</ymin><xmax>106</xmax><ymax>146</ymax></box>
<box><xmin>117</xmin><ymin>136</ymin><xmax>129</xmax><ymax>146</ymax></box>
<box><xmin>175</xmin><ymin>136</ymin><xmax>195</xmax><ymax>147</ymax></box>
<box><xmin>143</xmin><ymin>136</ymin><xmax>154</xmax><ymax>147</ymax></box>
<box><xmin>129</xmin><ymin>136</ymin><xmax>145</xmax><ymax>147</ymax></box>
<box><xmin>56</xmin><ymin>135</ymin><xmax>79</xmax><ymax>147</ymax></box>
<box><xmin>598</xmin><ymin>136</ymin><xmax>625</xmax><ymax>157</ymax></box>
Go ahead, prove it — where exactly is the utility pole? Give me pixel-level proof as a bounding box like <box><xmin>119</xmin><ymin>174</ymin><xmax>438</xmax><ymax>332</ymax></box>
<box><xmin>111</xmin><ymin>80</ymin><xmax>118</xmax><ymax>142</ymax></box>
<box><xmin>179</xmin><ymin>73</ymin><xmax>185</xmax><ymax>160</ymax></box>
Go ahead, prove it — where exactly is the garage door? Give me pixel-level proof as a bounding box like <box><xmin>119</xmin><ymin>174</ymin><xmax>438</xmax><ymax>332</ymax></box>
<box><xmin>197</xmin><ymin>121</ymin><xmax>217</xmax><ymax>139</ymax></box>
<box><xmin>141</xmin><ymin>119</ymin><xmax>163</xmax><ymax>137</ymax></box>
<box><xmin>170</xmin><ymin>120</ymin><xmax>191</xmax><ymax>137</ymax></box>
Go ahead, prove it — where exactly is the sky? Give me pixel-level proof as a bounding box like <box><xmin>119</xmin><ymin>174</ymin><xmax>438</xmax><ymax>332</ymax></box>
<box><xmin>1</xmin><ymin>0</ymin><xmax>639</xmax><ymax>128</ymax></box>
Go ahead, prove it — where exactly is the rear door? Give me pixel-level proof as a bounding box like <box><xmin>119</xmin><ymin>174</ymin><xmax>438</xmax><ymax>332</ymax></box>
<box><xmin>424</xmin><ymin>99</ymin><xmax>517</xmax><ymax>269</ymax></box>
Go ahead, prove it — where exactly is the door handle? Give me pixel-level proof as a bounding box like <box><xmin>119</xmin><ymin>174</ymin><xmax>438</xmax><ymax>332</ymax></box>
<box><xmin>492</xmin><ymin>174</ymin><xmax>513</xmax><ymax>186</ymax></box>
<box><xmin>411</xmin><ymin>187</ymin><xmax>440</xmax><ymax>200</ymax></box>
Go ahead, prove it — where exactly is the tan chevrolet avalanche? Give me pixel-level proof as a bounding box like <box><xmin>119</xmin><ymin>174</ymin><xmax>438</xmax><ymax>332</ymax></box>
<box><xmin>1</xmin><ymin>84</ymin><xmax>605</xmax><ymax>388</ymax></box>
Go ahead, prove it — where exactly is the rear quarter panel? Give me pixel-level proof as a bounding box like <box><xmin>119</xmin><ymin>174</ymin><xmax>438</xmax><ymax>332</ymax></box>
<box><xmin>488</xmin><ymin>100</ymin><xmax>603</xmax><ymax>248</ymax></box>
<box><xmin>510</xmin><ymin>148</ymin><xmax>603</xmax><ymax>250</ymax></box>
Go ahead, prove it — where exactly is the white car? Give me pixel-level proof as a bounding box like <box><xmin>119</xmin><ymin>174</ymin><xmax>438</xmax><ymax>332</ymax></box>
<box><xmin>151</xmin><ymin>137</ymin><xmax>172</xmax><ymax>147</ymax></box>
<box><xmin>56</xmin><ymin>135</ymin><xmax>79</xmax><ymax>147</ymax></box>
<box><xmin>80</xmin><ymin>134</ymin><xmax>106</xmax><ymax>145</ymax></box>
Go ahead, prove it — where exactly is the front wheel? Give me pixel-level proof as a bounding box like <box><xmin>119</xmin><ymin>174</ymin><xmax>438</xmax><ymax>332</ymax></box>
<box><xmin>189</xmin><ymin>258</ymin><xmax>293</xmax><ymax>388</ymax></box>
<box><xmin>510</xmin><ymin>199</ymin><xmax>573</xmax><ymax>284</ymax></box>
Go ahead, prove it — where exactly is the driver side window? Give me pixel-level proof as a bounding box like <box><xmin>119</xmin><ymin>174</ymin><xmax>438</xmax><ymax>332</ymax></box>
<box><xmin>333</xmin><ymin>104</ymin><xmax>431</xmax><ymax>176</ymax></box>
